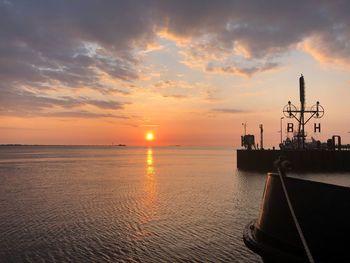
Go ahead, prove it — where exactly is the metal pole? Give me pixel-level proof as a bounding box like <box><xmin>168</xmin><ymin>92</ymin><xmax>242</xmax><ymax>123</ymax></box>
<box><xmin>299</xmin><ymin>75</ymin><xmax>305</xmax><ymax>149</ymax></box>
<box><xmin>280</xmin><ymin>117</ymin><xmax>284</xmax><ymax>144</ymax></box>
<box><xmin>242</xmin><ymin>123</ymin><xmax>246</xmax><ymax>136</ymax></box>
<box><xmin>259</xmin><ymin>124</ymin><xmax>263</xmax><ymax>149</ymax></box>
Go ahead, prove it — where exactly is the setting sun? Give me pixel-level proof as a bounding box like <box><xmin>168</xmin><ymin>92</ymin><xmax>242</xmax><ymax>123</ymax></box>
<box><xmin>145</xmin><ymin>132</ymin><xmax>155</xmax><ymax>141</ymax></box>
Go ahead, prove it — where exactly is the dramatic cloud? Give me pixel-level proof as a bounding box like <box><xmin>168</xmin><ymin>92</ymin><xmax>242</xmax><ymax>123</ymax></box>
<box><xmin>0</xmin><ymin>0</ymin><xmax>154</xmax><ymax>117</ymax></box>
<box><xmin>171</xmin><ymin>1</ymin><xmax>350</xmax><ymax>74</ymax></box>
<box><xmin>212</xmin><ymin>108</ymin><xmax>247</xmax><ymax>114</ymax></box>
<box><xmin>45</xmin><ymin>111</ymin><xmax>128</xmax><ymax>119</ymax></box>
<box><xmin>206</xmin><ymin>61</ymin><xmax>279</xmax><ymax>77</ymax></box>
<box><xmin>0</xmin><ymin>85</ymin><xmax>128</xmax><ymax>117</ymax></box>
<box><xmin>2</xmin><ymin>0</ymin><xmax>350</xmax><ymax>117</ymax></box>
<box><xmin>151</xmin><ymin>79</ymin><xmax>216</xmax><ymax>100</ymax></box>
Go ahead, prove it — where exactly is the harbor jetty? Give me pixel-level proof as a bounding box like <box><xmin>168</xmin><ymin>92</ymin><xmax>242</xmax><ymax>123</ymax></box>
<box><xmin>237</xmin><ymin>75</ymin><xmax>350</xmax><ymax>172</ymax></box>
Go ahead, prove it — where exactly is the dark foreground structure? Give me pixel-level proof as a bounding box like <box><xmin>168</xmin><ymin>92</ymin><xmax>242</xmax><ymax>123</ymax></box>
<box><xmin>237</xmin><ymin>149</ymin><xmax>350</xmax><ymax>172</ymax></box>
<box><xmin>243</xmin><ymin>173</ymin><xmax>350</xmax><ymax>262</ymax></box>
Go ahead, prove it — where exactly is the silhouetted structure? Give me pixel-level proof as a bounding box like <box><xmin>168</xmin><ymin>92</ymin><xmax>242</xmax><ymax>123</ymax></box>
<box><xmin>243</xmin><ymin>172</ymin><xmax>350</xmax><ymax>262</ymax></box>
<box><xmin>237</xmin><ymin>75</ymin><xmax>350</xmax><ymax>172</ymax></box>
<box><xmin>282</xmin><ymin>75</ymin><xmax>324</xmax><ymax>149</ymax></box>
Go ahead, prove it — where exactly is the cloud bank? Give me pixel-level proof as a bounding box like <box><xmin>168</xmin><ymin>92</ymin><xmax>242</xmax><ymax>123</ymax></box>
<box><xmin>1</xmin><ymin>0</ymin><xmax>350</xmax><ymax>117</ymax></box>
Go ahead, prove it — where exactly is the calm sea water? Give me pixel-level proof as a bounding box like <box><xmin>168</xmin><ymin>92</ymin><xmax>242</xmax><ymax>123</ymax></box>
<box><xmin>0</xmin><ymin>146</ymin><xmax>269</xmax><ymax>262</ymax></box>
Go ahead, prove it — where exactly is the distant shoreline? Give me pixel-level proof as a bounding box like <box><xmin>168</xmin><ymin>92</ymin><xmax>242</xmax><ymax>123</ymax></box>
<box><xmin>0</xmin><ymin>144</ymin><xmax>236</xmax><ymax>148</ymax></box>
<box><xmin>0</xmin><ymin>144</ymin><xmax>128</xmax><ymax>147</ymax></box>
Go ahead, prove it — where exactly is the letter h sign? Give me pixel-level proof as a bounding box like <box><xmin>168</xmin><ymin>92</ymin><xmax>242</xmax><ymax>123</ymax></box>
<box><xmin>314</xmin><ymin>123</ymin><xmax>321</xmax><ymax>133</ymax></box>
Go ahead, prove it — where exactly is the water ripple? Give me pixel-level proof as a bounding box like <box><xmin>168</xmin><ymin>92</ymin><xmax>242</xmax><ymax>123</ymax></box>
<box><xmin>0</xmin><ymin>146</ymin><xmax>263</xmax><ymax>262</ymax></box>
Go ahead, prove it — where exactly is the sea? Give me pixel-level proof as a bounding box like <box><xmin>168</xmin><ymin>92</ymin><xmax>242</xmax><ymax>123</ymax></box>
<box><xmin>0</xmin><ymin>146</ymin><xmax>348</xmax><ymax>262</ymax></box>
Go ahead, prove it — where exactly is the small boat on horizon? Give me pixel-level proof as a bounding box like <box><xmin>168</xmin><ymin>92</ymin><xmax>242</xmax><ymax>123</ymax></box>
<box><xmin>111</xmin><ymin>143</ymin><xmax>127</xmax><ymax>147</ymax></box>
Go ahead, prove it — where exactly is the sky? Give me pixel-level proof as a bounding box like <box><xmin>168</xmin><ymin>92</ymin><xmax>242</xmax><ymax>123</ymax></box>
<box><xmin>1</xmin><ymin>0</ymin><xmax>350</xmax><ymax>147</ymax></box>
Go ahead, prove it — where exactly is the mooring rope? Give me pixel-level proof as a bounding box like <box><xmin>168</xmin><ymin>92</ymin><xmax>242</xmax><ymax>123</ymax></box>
<box><xmin>277</xmin><ymin>165</ymin><xmax>315</xmax><ymax>263</ymax></box>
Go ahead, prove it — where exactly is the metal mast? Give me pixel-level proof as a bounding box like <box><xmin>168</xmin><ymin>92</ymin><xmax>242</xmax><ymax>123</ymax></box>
<box><xmin>299</xmin><ymin>75</ymin><xmax>305</xmax><ymax>148</ymax></box>
<box><xmin>283</xmin><ymin>75</ymin><xmax>324</xmax><ymax>149</ymax></box>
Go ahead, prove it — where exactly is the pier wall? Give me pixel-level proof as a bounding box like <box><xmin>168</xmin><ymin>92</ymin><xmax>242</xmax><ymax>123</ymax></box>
<box><xmin>236</xmin><ymin>149</ymin><xmax>350</xmax><ymax>172</ymax></box>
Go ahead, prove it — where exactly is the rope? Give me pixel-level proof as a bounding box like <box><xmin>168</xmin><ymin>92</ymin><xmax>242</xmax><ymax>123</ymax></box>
<box><xmin>277</xmin><ymin>166</ymin><xmax>315</xmax><ymax>263</ymax></box>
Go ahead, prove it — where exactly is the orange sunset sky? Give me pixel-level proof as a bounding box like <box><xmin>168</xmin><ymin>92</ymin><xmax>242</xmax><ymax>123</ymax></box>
<box><xmin>1</xmin><ymin>1</ymin><xmax>350</xmax><ymax>147</ymax></box>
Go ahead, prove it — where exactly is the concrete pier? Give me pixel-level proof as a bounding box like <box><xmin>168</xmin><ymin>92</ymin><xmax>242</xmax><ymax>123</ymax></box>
<box><xmin>237</xmin><ymin>149</ymin><xmax>350</xmax><ymax>172</ymax></box>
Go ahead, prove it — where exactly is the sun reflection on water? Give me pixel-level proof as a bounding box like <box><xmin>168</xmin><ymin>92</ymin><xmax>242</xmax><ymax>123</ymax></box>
<box><xmin>141</xmin><ymin>148</ymin><xmax>158</xmax><ymax>222</ymax></box>
<box><xmin>147</xmin><ymin>148</ymin><xmax>154</xmax><ymax>169</ymax></box>
<box><xmin>146</xmin><ymin>148</ymin><xmax>154</xmax><ymax>180</ymax></box>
